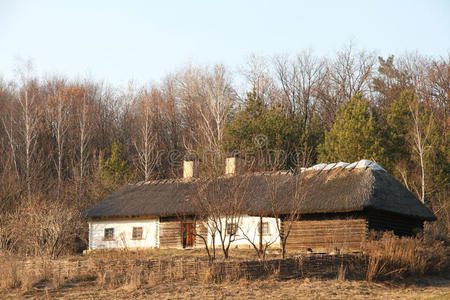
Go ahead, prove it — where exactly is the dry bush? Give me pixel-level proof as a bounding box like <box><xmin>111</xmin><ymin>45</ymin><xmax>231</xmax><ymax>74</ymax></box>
<box><xmin>362</xmin><ymin>231</ymin><xmax>449</xmax><ymax>281</ymax></box>
<box><xmin>2</xmin><ymin>198</ymin><xmax>85</xmax><ymax>258</ymax></box>
<box><xmin>0</xmin><ymin>256</ymin><xmax>21</xmax><ymax>290</ymax></box>
<box><xmin>0</xmin><ymin>254</ymin><xmax>50</xmax><ymax>292</ymax></box>
<box><xmin>0</xmin><ymin>253</ymin><xmax>96</xmax><ymax>294</ymax></box>
<box><xmin>425</xmin><ymin>219</ymin><xmax>449</xmax><ymax>245</ymax></box>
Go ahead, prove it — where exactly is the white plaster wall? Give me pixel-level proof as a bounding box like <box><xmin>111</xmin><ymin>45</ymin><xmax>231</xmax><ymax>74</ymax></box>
<box><xmin>89</xmin><ymin>218</ymin><xmax>159</xmax><ymax>250</ymax></box>
<box><xmin>207</xmin><ymin>215</ymin><xmax>279</xmax><ymax>248</ymax></box>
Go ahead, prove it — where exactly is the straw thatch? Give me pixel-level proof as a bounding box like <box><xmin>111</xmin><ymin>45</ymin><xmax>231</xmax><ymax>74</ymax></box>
<box><xmin>84</xmin><ymin>168</ymin><xmax>436</xmax><ymax>221</ymax></box>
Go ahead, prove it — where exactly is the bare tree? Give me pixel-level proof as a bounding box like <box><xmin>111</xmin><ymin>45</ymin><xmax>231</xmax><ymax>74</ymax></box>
<box><xmin>15</xmin><ymin>62</ymin><xmax>40</xmax><ymax>200</ymax></box>
<box><xmin>426</xmin><ymin>55</ymin><xmax>449</xmax><ymax>134</ymax></box>
<box><xmin>273</xmin><ymin>50</ymin><xmax>325</xmax><ymax>125</ymax></box>
<box><xmin>7</xmin><ymin>199</ymin><xmax>82</xmax><ymax>258</ymax></box>
<box><xmin>408</xmin><ymin>99</ymin><xmax>436</xmax><ymax>203</ymax></box>
<box><xmin>176</xmin><ymin>64</ymin><xmax>236</xmax><ymax>153</ymax></box>
<box><xmin>238</xmin><ymin>215</ymin><xmax>278</xmax><ymax>259</ymax></box>
<box><xmin>241</xmin><ymin>54</ymin><xmax>278</xmax><ymax>104</ymax></box>
<box><xmin>132</xmin><ymin>90</ymin><xmax>159</xmax><ymax>181</ymax></box>
<box><xmin>1</xmin><ymin>101</ymin><xmax>20</xmax><ymax>180</ymax></box>
<box><xmin>265</xmin><ymin>172</ymin><xmax>311</xmax><ymax>258</ymax></box>
<box><xmin>192</xmin><ymin>175</ymin><xmax>250</xmax><ymax>259</ymax></box>
<box><xmin>317</xmin><ymin>44</ymin><xmax>376</xmax><ymax>126</ymax></box>
<box><xmin>46</xmin><ymin>80</ymin><xmax>71</xmax><ymax>200</ymax></box>
<box><xmin>204</xmin><ymin>65</ymin><xmax>236</xmax><ymax>150</ymax></box>
<box><xmin>76</xmin><ymin>86</ymin><xmax>93</xmax><ymax>195</ymax></box>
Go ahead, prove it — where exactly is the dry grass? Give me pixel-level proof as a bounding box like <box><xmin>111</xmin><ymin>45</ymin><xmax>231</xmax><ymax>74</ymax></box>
<box><xmin>1</xmin><ymin>234</ymin><xmax>449</xmax><ymax>298</ymax></box>
<box><xmin>2</xmin><ymin>276</ymin><xmax>450</xmax><ymax>299</ymax></box>
<box><xmin>0</xmin><ymin>252</ymin><xmax>94</xmax><ymax>293</ymax></box>
<box><xmin>362</xmin><ymin>231</ymin><xmax>449</xmax><ymax>281</ymax></box>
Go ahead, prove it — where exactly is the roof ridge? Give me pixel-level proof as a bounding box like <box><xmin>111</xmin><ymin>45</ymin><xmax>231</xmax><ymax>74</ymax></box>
<box><xmin>135</xmin><ymin>177</ymin><xmax>203</xmax><ymax>186</ymax></box>
<box><xmin>302</xmin><ymin>159</ymin><xmax>386</xmax><ymax>172</ymax></box>
<box><xmin>133</xmin><ymin>163</ymin><xmax>386</xmax><ymax>187</ymax></box>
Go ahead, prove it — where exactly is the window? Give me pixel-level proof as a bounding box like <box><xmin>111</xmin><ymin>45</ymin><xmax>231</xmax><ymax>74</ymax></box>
<box><xmin>104</xmin><ymin>228</ymin><xmax>114</xmax><ymax>240</ymax></box>
<box><xmin>132</xmin><ymin>227</ymin><xmax>143</xmax><ymax>240</ymax></box>
<box><xmin>259</xmin><ymin>222</ymin><xmax>270</xmax><ymax>235</ymax></box>
<box><xmin>226</xmin><ymin>223</ymin><xmax>238</xmax><ymax>236</ymax></box>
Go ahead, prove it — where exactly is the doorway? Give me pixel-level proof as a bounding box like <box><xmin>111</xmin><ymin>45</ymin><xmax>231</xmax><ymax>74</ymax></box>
<box><xmin>181</xmin><ymin>222</ymin><xmax>195</xmax><ymax>248</ymax></box>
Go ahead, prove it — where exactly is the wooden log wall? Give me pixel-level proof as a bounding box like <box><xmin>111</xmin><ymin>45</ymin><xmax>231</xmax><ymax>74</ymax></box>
<box><xmin>195</xmin><ymin>221</ymin><xmax>208</xmax><ymax>248</ymax></box>
<box><xmin>159</xmin><ymin>220</ymin><xmax>182</xmax><ymax>248</ymax></box>
<box><xmin>285</xmin><ymin>217</ymin><xmax>368</xmax><ymax>252</ymax></box>
<box><xmin>367</xmin><ymin>210</ymin><xmax>424</xmax><ymax>236</ymax></box>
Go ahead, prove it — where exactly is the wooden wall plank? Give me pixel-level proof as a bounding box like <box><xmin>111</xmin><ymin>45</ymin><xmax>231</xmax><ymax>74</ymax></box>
<box><xmin>284</xmin><ymin>218</ymin><xmax>367</xmax><ymax>252</ymax></box>
<box><xmin>159</xmin><ymin>220</ymin><xmax>182</xmax><ymax>248</ymax></box>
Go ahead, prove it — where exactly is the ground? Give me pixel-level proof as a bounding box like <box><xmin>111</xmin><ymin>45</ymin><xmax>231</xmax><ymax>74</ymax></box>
<box><xmin>3</xmin><ymin>276</ymin><xmax>450</xmax><ymax>299</ymax></box>
<box><xmin>2</xmin><ymin>246</ymin><xmax>449</xmax><ymax>299</ymax></box>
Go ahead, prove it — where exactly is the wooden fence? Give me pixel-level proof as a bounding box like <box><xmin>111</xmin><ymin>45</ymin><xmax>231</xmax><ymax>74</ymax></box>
<box><xmin>17</xmin><ymin>254</ymin><xmax>368</xmax><ymax>284</ymax></box>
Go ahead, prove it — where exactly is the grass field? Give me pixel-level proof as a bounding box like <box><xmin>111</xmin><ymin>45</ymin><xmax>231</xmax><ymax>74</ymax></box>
<box><xmin>1</xmin><ymin>233</ymin><xmax>449</xmax><ymax>299</ymax></box>
<box><xmin>2</xmin><ymin>275</ymin><xmax>449</xmax><ymax>299</ymax></box>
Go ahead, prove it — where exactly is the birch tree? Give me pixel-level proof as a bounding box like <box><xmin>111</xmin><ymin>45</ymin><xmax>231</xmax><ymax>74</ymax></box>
<box><xmin>15</xmin><ymin>63</ymin><xmax>39</xmax><ymax>200</ymax></box>
<box><xmin>132</xmin><ymin>90</ymin><xmax>159</xmax><ymax>181</ymax></box>
<box><xmin>176</xmin><ymin>64</ymin><xmax>236</xmax><ymax>153</ymax></box>
<box><xmin>72</xmin><ymin>84</ymin><xmax>95</xmax><ymax>197</ymax></box>
<box><xmin>47</xmin><ymin>82</ymin><xmax>71</xmax><ymax>200</ymax></box>
<box><xmin>408</xmin><ymin>95</ymin><xmax>436</xmax><ymax>203</ymax></box>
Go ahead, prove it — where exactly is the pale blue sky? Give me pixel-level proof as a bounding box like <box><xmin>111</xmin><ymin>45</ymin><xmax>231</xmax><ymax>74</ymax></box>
<box><xmin>1</xmin><ymin>0</ymin><xmax>449</xmax><ymax>87</ymax></box>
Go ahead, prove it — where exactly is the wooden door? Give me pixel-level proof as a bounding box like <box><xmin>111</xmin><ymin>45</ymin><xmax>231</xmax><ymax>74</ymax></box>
<box><xmin>182</xmin><ymin>222</ymin><xmax>195</xmax><ymax>248</ymax></box>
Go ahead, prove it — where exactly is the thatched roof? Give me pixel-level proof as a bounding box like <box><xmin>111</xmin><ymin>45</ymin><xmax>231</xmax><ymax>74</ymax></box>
<box><xmin>84</xmin><ymin>165</ymin><xmax>436</xmax><ymax>221</ymax></box>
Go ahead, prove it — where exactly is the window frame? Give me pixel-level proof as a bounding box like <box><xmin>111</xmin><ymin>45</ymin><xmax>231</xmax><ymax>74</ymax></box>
<box><xmin>103</xmin><ymin>228</ymin><xmax>114</xmax><ymax>241</ymax></box>
<box><xmin>132</xmin><ymin>227</ymin><xmax>144</xmax><ymax>240</ymax></box>
<box><xmin>226</xmin><ymin>223</ymin><xmax>238</xmax><ymax>236</ymax></box>
<box><xmin>258</xmin><ymin>221</ymin><xmax>270</xmax><ymax>236</ymax></box>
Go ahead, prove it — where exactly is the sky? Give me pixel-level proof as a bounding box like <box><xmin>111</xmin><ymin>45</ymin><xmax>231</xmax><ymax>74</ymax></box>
<box><xmin>0</xmin><ymin>0</ymin><xmax>449</xmax><ymax>88</ymax></box>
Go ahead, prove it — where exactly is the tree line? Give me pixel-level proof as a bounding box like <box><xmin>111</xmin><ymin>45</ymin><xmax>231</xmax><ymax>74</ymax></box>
<box><xmin>0</xmin><ymin>46</ymin><xmax>448</xmax><ymax>256</ymax></box>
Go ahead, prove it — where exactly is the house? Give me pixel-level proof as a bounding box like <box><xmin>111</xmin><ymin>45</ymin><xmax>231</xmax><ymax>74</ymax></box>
<box><xmin>84</xmin><ymin>158</ymin><xmax>436</xmax><ymax>253</ymax></box>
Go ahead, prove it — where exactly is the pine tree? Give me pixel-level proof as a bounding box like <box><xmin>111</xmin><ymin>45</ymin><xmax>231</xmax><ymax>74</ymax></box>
<box><xmin>387</xmin><ymin>90</ymin><xmax>412</xmax><ymax>157</ymax></box>
<box><xmin>385</xmin><ymin>90</ymin><xmax>414</xmax><ymax>180</ymax></box>
<box><xmin>299</xmin><ymin>114</ymin><xmax>325</xmax><ymax>166</ymax></box>
<box><xmin>99</xmin><ymin>141</ymin><xmax>132</xmax><ymax>187</ymax></box>
<box><xmin>224</xmin><ymin>88</ymin><xmax>266</xmax><ymax>152</ymax></box>
<box><xmin>225</xmin><ymin>87</ymin><xmax>327</xmax><ymax>169</ymax></box>
<box><xmin>319</xmin><ymin>94</ymin><xmax>387</xmax><ymax>165</ymax></box>
<box><xmin>224</xmin><ymin>88</ymin><xmax>307</xmax><ymax>169</ymax></box>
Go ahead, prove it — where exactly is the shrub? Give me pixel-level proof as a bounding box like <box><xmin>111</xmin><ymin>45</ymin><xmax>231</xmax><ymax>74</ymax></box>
<box><xmin>1</xmin><ymin>199</ymin><xmax>85</xmax><ymax>258</ymax></box>
<box><xmin>362</xmin><ymin>231</ymin><xmax>449</xmax><ymax>281</ymax></box>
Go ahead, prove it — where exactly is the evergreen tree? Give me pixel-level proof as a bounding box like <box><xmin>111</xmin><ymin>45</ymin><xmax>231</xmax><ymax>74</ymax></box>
<box><xmin>319</xmin><ymin>94</ymin><xmax>387</xmax><ymax>165</ymax></box>
<box><xmin>299</xmin><ymin>114</ymin><xmax>325</xmax><ymax>166</ymax></box>
<box><xmin>99</xmin><ymin>141</ymin><xmax>132</xmax><ymax>187</ymax></box>
<box><xmin>224</xmin><ymin>88</ymin><xmax>305</xmax><ymax>169</ymax></box>
<box><xmin>385</xmin><ymin>90</ymin><xmax>414</xmax><ymax>176</ymax></box>
<box><xmin>224</xmin><ymin>88</ymin><xmax>266</xmax><ymax>152</ymax></box>
<box><xmin>225</xmin><ymin>88</ymin><xmax>325</xmax><ymax>169</ymax></box>
<box><xmin>387</xmin><ymin>90</ymin><xmax>412</xmax><ymax>156</ymax></box>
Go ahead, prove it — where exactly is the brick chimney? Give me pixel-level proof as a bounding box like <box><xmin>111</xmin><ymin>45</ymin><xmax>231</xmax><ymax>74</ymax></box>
<box><xmin>225</xmin><ymin>155</ymin><xmax>239</xmax><ymax>175</ymax></box>
<box><xmin>183</xmin><ymin>159</ymin><xmax>198</xmax><ymax>179</ymax></box>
